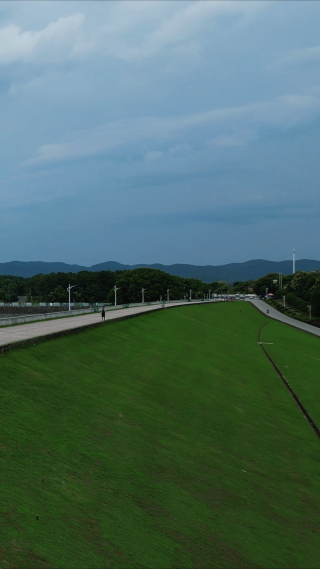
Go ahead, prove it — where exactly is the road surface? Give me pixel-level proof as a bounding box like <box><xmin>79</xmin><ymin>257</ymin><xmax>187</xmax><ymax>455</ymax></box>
<box><xmin>2</xmin><ymin>298</ymin><xmax>318</xmax><ymax>352</ymax></box>
<box><xmin>0</xmin><ymin>301</ymin><xmax>208</xmax><ymax>350</ymax></box>
<box><xmin>250</xmin><ymin>298</ymin><xmax>320</xmax><ymax>338</ymax></box>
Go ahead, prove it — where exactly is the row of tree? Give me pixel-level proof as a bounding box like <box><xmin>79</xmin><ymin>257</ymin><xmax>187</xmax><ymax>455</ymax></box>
<box><xmin>233</xmin><ymin>271</ymin><xmax>320</xmax><ymax>317</ymax></box>
<box><xmin>2</xmin><ymin>267</ymin><xmax>319</xmax><ymax>315</ymax></box>
<box><xmin>0</xmin><ymin>268</ymin><xmax>213</xmax><ymax>304</ymax></box>
<box><xmin>106</xmin><ymin>268</ymin><xmax>212</xmax><ymax>304</ymax></box>
<box><xmin>0</xmin><ymin>271</ymin><xmax>119</xmax><ymax>303</ymax></box>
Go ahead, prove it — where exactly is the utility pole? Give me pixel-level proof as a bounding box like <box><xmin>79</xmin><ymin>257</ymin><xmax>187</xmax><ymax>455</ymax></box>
<box><xmin>114</xmin><ymin>286</ymin><xmax>120</xmax><ymax>307</ymax></box>
<box><xmin>142</xmin><ymin>288</ymin><xmax>147</xmax><ymax>303</ymax></box>
<box><xmin>67</xmin><ymin>284</ymin><xmax>76</xmax><ymax>311</ymax></box>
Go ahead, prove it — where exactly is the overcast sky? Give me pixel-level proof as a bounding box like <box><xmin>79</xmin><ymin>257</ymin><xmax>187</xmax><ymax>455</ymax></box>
<box><xmin>0</xmin><ymin>1</ymin><xmax>319</xmax><ymax>266</ymax></box>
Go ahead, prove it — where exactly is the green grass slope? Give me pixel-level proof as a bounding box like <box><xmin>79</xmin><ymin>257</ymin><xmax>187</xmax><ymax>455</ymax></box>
<box><xmin>1</xmin><ymin>302</ymin><xmax>320</xmax><ymax>568</ymax></box>
<box><xmin>261</xmin><ymin>318</ymin><xmax>320</xmax><ymax>428</ymax></box>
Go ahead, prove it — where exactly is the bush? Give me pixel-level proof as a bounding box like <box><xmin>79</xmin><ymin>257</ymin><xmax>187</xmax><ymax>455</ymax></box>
<box><xmin>274</xmin><ymin>290</ymin><xmax>283</xmax><ymax>300</ymax></box>
<box><xmin>311</xmin><ymin>288</ymin><xmax>320</xmax><ymax>318</ymax></box>
<box><xmin>286</xmin><ymin>293</ymin><xmax>308</xmax><ymax>312</ymax></box>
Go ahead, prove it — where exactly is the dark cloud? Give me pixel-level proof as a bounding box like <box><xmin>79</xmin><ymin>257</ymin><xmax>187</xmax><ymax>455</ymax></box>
<box><xmin>128</xmin><ymin>200</ymin><xmax>320</xmax><ymax>227</ymax></box>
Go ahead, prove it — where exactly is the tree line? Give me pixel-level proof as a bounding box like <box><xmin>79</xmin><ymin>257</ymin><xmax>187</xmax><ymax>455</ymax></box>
<box><xmin>233</xmin><ymin>271</ymin><xmax>320</xmax><ymax>317</ymax></box>
<box><xmin>2</xmin><ymin>267</ymin><xmax>319</xmax><ymax>315</ymax></box>
<box><xmin>0</xmin><ymin>268</ymin><xmax>212</xmax><ymax>304</ymax></box>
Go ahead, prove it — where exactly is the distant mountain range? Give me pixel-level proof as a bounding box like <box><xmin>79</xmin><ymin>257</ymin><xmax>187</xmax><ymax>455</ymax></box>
<box><xmin>1</xmin><ymin>259</ymin><xmax>320</xmax><ymax>283</ymax></box>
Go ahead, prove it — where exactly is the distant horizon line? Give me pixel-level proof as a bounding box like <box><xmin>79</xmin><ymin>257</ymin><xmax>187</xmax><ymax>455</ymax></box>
<box><xmin>0</xmin><ymin>258</ymin><xmax>319</xmax><ymax>268</ymax></box>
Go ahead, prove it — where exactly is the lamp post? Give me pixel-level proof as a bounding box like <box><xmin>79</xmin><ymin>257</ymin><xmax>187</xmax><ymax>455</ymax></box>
<box><xmin>114</xmin><ymin>286</ymin><xmax>121</xmax><ymax>307</ymax></box>
<box><xmin>209</xmin><ymin>289</ymin><xmax>211</xmax><ymax>300</ymax></box>
<box><xmin>167</xmin><ymin>289</ymin><xmax>170</xmax><ymax>302</ymax></box>
<box><xmin>307</xmin><ymin>305</ymin><xmax>312</xmax><ymax>320</ymax></box>
<box><xmin>283</xmin><ymin>295</ymin><xmax>286</xmax><ymax>308</ymax></box>
<box><xmin>189</xmin><ymin>289</ymin><xmax>192</xmax><ymax>301</ymax></box>
<box><xmin>67</xmin><ymin>284</ymin><xmax>76</xmax><ymax>312</ymax></box>
<box><xmin>142</xmin><ymin>288</ymin><xmax>147</xmax><ymax>303</ymax></box>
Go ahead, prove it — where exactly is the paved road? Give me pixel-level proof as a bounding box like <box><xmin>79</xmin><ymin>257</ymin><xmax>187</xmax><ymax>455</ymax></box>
<box><xmin>0</xmin><ymin>301</ymin><xmax>208</xmax><ymax>349</ymax></box>
<box><xmin>250</xmin><ymin>298</ymin><xmax>320</xmax><ymax>338</ymax></box>
<box><xmin>3</xmin><ymin>298</ymin><xmax>317</xmax><ymax>349</ymax></box>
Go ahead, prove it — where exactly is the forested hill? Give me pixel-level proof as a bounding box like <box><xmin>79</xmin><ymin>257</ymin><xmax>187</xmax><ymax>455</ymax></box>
<box><xmin>0</xmin><ymin>259</ymin><xmax>320</xmax><ymax>283</ymax></box>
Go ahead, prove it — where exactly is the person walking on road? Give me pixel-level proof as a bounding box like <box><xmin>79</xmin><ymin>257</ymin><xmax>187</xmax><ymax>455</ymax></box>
<box><xmin>101</xmin><ymin>307</ymin><xmax>105</xmax><ymax>321</ymax></box>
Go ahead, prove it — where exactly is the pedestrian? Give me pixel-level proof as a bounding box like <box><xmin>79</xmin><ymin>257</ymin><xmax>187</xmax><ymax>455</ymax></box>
<box><xmin>101</xmin><ymin>307</ymin><xmax>105</xmax><ymax>321</ymax></box>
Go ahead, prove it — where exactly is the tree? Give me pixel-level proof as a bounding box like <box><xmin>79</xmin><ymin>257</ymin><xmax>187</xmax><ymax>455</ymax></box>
<box><xmin>210</xmin><ymin>281</ymin><xmax>221</xmax><ymax>292</ymax></box>
<box><xmin>253</xmin><ymin>273</ymin><xmax>283</xmax><ymax>297</ymax></box>
<box><xmin>106</xmin><ymin>268</ymin><xmax>210</xmax><ymax>305</ymax></box>
<box><xmin>48</xmin><ymin>286</ymin><xmax>68</xmax><ymax>304</ymax></box>
<box><xmin>311</xmin><ymin>288</ymin><xmax>320</xmax><ymax>318</ymax></box>
<box><xmin>21</xmin><ymin>270</ymin><xmax>118</xmax><ymax>303</ymax></box>
<box><xmin>232</xmin><ymin>280</ymin><xmax>255</xmax><ymax>294</ymax></box>
<box><xmin>107</xmin><ymin>268</ymin><xmax>183</xmax><ymax>304</ymax></box>
<box><xmin>286</xmin><ymin>271</ymin><xmax>320</xmax><ymax>301</ymax></box>
<box><xmin>0</xmin><ymin>281</ymin><xmax>19</xmax><ymax>302</ymax></box>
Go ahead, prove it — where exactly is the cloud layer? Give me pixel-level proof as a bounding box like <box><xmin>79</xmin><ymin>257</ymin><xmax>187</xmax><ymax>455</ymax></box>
<box><xmin>0</xmin><ymin>13</ymin><xmax>84</xmax><ymax>64</ymax></box>
<box><xmin>0</xmin><ymin>0</ymin><xmax>319</xmax><ymax>266</ymax></box>
<box><xmin>22</xmin><ymin>94</ymin><xmax>320</xmax><ymax>166</ymax></box>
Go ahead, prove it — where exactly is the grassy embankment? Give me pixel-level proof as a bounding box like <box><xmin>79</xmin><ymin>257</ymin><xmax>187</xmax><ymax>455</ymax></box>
<box><xmin>1</xmin><ymin>302</ymin><xmax>320</xmax><ymax>568</ymax></box>
<box><xmin>261</xmin><ymin>318</ymin><xmax>320</xmax><ymax>426</ymax></box>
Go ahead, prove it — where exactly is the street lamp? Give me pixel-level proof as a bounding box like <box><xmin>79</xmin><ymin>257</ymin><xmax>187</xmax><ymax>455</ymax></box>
<box><xmin>283</xmin><ymin>295</ymin><xmax>286</xmax><ymax>308</ymax></box>
<box><xmin>114</xmin><ymin>286</ymin><xmax>121</xmax><ymax>307</ymax></box>
<box><xmin>142</xmin><ymin>288</ymin><xmax>147</xmax><ymax>303</ymax></box>
<box><xmin>67</xmin><ymin>284</ymin><xmax>76</xmax><ymax>312</ymax></box>
<box><xmin>167</xmin><ymin>288</ymin><xmax>170</xmax><ymax>302</ymax></box>
<box><xmin>189</xmin><ymin>289</ymin><xmax>193</xmax><ymax>301</ymax></box>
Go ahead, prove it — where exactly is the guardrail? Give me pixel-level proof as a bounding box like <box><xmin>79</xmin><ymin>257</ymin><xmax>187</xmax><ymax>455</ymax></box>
<box><xmin>104</xmin><ymin>299</ymin><xmax>214</xmax><ymax>310</ymax></box>
<box><xmin>0</xmin><ymin>308</ymin><xmax>94</xmax><ymax>327</ymax></box>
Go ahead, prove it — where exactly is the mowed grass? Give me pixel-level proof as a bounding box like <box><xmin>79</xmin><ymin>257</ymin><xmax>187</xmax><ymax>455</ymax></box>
<box><xmin>0</xmin><ymin>302</ymin><xmax>320</xmax><ymax>568</ymax></box>
<box><xmin>261</xmin><ymin>318</ymin><xmax>320</xmax><ymax>428</ymax></box>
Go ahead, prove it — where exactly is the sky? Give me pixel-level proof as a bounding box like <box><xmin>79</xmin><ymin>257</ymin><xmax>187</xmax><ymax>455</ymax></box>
<box><xmin>0</xmin><ymin>0</ymin><xmax>319</xmax><ymax>267</ymax></box>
